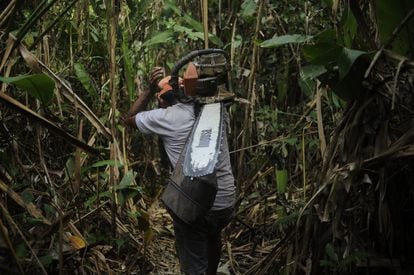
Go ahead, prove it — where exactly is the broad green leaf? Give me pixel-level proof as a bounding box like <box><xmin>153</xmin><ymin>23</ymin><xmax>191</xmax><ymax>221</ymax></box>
<box><xmin>332</xmin><ymin>58</ymin><xmax>366</xmax><ymax>101</ymax></box>
<box><xmin>337</xmin><ymin>47</ymin><xmax>366</xmax><ymax>80</ymax></box>
<box><xmin>118</xmin><ymin>170</ymin><xmax>136</xmax><ymax>187</ymax></box>
<box><xmin>314</xmin><ymin>29</ymin><xmax>336</xmax><ymax>44</ymax></box>
<box><xmin>298</xmin><ymin>78</ymin><xmax>315</xmax><ymax>98</ymax></box>
<box><xmin>174</xmin><ymin>25</ymin><xmax>201</xmax><ymax>40</ymax></box>
<box><xmin>260</xmin><ymin>34</ymin><xmax>313</xmax><ymax>48</ymax></box>
<box><xmin>173</xmin><ymin>25</ymin><xmax>223</xmax><ymax>46</ymax></box>
<box><xmin>241</xmin><ymin>0</ymin><xmax>257</xmax><ymax>20</ymax></box>
<box><xmin>182</xmin><ymin>14</ymin><xmax>203</xmax><ymax>32</ymax></box>
<box><xmin>276</xmin><ymin>169</ymin><xmax>288</xmax><ymax>193</ymax></box>
<box><xmin>142</xmin><ymin>30</ymin><xmax>174</xmax><ymax>47</ymax></box>
<box><xmin>164</xmin><ymin>0</ymin><xmax>182</xmax><ymax>16</ymax></box>
<box><xmin>117</xmin><ymin>171</ymin><xmax>141</xmax><ymax>205</ymax></box>
<box><xmin>74</xmin><ymin>63</ymin><xmax>97</xmax><ymax>97</ymax></box>
<box><xmin>0</xmin><ymin>74</ymin><xmax>55</xmax><ymax>104</ymax></box>
<box><xmin>302</xmin><ymin>43</ymin><xmax>342</xmax><ymax>66</ymax></box>
<box><xmin>299</xmin><ymin>65</ymin><xmax>327</xmax><ymax>97</ymax></box>
<box><xmin>118</xmin><ymin>188</ymin><xmax>141</xmax><ymax>205</ymax></box>
<box><xmin>300</xmin><ymin>65</ymin><xmax>327</xmax><ymax>81</ymax></box>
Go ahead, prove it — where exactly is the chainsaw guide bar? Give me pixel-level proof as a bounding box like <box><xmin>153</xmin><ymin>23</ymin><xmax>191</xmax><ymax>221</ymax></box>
<box><xmin>183</xmin><ymin>103</ymin><xmax>224</xmax><ymax>177</ymax></box>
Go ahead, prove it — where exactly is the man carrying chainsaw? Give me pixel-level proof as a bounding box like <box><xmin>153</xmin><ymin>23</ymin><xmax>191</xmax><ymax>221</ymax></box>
<box><xmin>123</xmin><ymin>50</ymin><xmax>235</xmax><ymax>275</ymax></box>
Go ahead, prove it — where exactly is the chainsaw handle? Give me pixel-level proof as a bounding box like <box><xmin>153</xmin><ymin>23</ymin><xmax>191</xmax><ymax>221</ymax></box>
<box><xmin>169</xmin><ymin>49</ymin><xmax>228</xmax><ymax>95</ymax></box>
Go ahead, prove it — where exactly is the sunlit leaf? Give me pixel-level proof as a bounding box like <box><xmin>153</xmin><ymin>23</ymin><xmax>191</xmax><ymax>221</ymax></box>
<box><xmin>241</xmin><ymin>0</ymin><xmax>257</xmax><ymax>20</ymax></box>
<box><xmin>261</xmin><ymin>34</ymin><xmax>313</xmax><ymax>48</ymax></box>
<box><xmin>0</xmin><ymin>74</ymin><xmax>55</xmax><ymax>104</ymax></box>
<box><xmin>142</xmin><ymin>31</ymin><xmax>174</xmax><ymax>47</ymax></box>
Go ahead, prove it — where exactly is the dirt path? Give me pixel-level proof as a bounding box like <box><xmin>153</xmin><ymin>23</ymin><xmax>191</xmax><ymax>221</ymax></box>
<box><xmin>145</xmin><ymin>199</ymin><xmax>235</xmax><ymax>275</ymax></box>
<box><xmin>146</xmin><ymin>199</ymin><xmax>181</xmax><ymax>274</ymax></box>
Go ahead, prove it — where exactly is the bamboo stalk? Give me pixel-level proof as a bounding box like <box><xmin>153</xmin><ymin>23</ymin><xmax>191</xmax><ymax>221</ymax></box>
<box><xmin>316</xmin><ymin>81</ymin><xmax>326</xmax><ymax>158</ymax></box>
<box><xmin>237</xmin><ymin>0</ymin><xmax>263</xmax><ymax>182</ymax></box>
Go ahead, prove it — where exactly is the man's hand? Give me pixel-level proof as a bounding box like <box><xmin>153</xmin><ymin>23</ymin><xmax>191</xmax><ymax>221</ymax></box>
<box><xmin>149</xmin><ymin>67</ymin><xmax>165</xmax><ymax>95</ymax></box>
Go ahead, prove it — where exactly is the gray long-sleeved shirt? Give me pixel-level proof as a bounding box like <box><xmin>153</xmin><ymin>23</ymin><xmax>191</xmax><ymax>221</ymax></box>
<box><xmin>135</xmin><ymin>102</ymin><xmax>235</xmax><ymax>210</ymax></box>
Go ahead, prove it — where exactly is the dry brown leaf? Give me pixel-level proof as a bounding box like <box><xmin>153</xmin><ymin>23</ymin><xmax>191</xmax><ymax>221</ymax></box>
<box><xmin>68</xmin><ymin>235</ymin><xmax>86</xmax><ymax>250</ymax></box>
<box><xmin>19</xmin><ymin>44</ymin><xmax>41</xmax><ymax>73</ymax></box>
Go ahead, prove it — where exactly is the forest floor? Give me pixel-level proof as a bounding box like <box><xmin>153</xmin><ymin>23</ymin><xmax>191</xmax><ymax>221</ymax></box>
<box><xmin>145</xmin><ymin>199</ymin><xmax>233</xmax><ymax>275</ymax></box>
<box><xmin>147</xmin><ymin>199</ymin><xmax>181</xmax><ymax>274</ymax></box>
<box><xmin>143</xmin><ymin>197</ymin><xmax>277</xmax><ymax>275</ymax></box>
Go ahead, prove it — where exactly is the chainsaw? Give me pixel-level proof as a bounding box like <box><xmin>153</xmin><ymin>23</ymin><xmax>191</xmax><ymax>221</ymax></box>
<box><xmin>169</xmin><ymin>49</ymin><xmax>232</xmax><ymax>177</ymax></box>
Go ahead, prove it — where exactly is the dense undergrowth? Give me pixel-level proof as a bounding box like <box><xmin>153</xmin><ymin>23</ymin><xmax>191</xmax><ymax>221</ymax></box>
<box><xmin>1</xmin><ymin>0</ymin><xmax>414</xmax><ymax>274</ymax></box>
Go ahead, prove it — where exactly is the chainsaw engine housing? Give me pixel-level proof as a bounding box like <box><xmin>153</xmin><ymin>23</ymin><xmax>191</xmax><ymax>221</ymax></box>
<box><xmin>169</xmin><ymin>49</ymin><xmax>229</xmax><ymax>99</ymax></box>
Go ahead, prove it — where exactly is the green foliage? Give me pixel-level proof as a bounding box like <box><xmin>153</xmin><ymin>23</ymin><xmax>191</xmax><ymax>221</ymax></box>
<box><xmin>276</xmin><ymin>169</ymin><xmax>288</xmax><ymax>193</ymax></box>
<box><xmin>0</xmin><ymin>74</ymin><xmax>55</xmax><ymax>104</ymax></box>
<box><xmin>299</xmin><ymin>65</ymin><xmax>327</xmax><ymax>97</ymax></box>
<box><xmin>142</xmin><ymin>30</ymin><xmax>174</xmax><ymax>47</ymax></box>
<box><xmin>84</xmin><ymin>170</ymin><xmax>141</xmax><ymax>208</ymax></box>
<box><xmin>300</xmin><ymin>32</ymin><xmax>367</xmax><ymax>101</ymax></box>
<box><xmin>74</xmin><ymin>63</ymin><xmax>97</xmax><ymax>97</ymax></box>
<box><xmin>161</xmin><ymin>1</ymin><xmax>223</xmax><ymax>47</ymax></box>
<box><xmin>302</xmin><ymin>43</ymin><xmax>342</xmax><ymax>67</ymax></box>
<box><xmin>260</xmin><ymin>34</ymin><xmax>313</xmax><ymax>48</ymax></box>
<box><xmin>117</xmin><ymin>170</ymin><xmax>141</xmax><ymax>205</ymax></box>
<box><xmin>240</xmin><ymin>0</ymin><xmax>257</xmax><ymax>22</ymax></box>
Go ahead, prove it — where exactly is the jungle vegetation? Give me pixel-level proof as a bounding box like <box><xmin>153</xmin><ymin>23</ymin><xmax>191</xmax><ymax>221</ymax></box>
<box><xmin>0</xmin><ymin>0</ymin><xmax>414</xmax><ymax>274</ymax></box>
